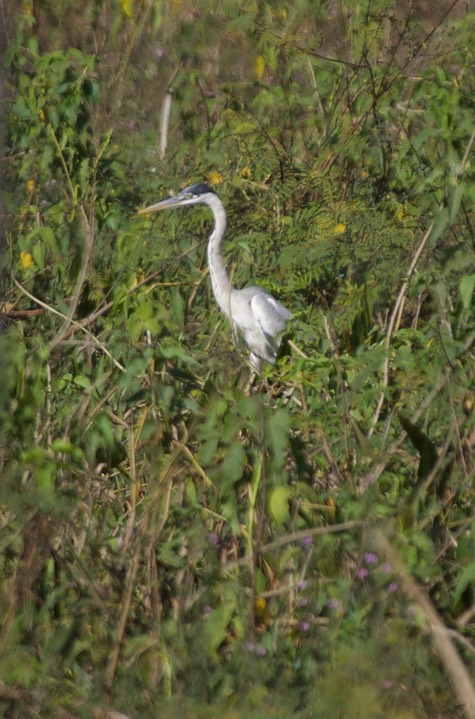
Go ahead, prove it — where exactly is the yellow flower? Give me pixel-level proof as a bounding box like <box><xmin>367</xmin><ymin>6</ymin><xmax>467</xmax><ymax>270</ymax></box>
<box><xmin>207</xmin><ymin>171</ymin><xmax>223</xmax><ymax>186</ymax></box>
<box><xmin>255</xmin><ymin>55</ymin><xmax>266</xmax><ymax>80</ymax></box>
<box><xmin>26</xmin><ymin>179</ymin><xmax>35</xmax><ymax>193</ymax></box>
<box><xmin>120</xmin><ymin>0</ymin><xmax>133</xmax><ymax>17</ymax></box>
<box><xmin>240</xmin><ymin>167</ymin><xmax>251</xmax><ymax>178</ymax></box>
<box><xmin>254</xmin><ymin>596</ymin><xmax>270</xmax><ymax>627</ymax></box>
<box><xmin>20</xmin><ymin>251</ymin><xmax>33</xmax><ymax>269</ymax></box>
<box><xmin>38</xmin><ymin>109</ymin><xmax>45</xmax><ymax>123</ymax></box>
<box><xmin>255</xmin><ymin>596</ymin><xmax>267</xmax><ymax>618</ymax></box>
<box><xmin>333</xmin><ymin>223</ymin><xmax>346</xmax><ymax>235</ymax></box>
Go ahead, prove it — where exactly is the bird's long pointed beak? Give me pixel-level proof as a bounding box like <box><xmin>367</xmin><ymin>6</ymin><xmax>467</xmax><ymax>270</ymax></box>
<box><xmin>138</xmin><ymin>195</ymin><xmax>183</xmax><ymax>214</ymax></box>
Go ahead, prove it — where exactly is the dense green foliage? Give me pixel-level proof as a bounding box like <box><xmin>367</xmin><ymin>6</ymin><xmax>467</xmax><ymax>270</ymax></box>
<box><xmin>1</xmin><ymin>1</ymin><xmax>475</xmax><ymax>717</ymax></box>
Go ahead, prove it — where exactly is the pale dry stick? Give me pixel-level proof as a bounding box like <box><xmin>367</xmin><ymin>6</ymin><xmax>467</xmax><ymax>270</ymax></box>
<box><xmin>359</xmin><ymin>353</ymin><xmax>472</xmax><ymax>490</ymax></box>
<box><xmin>47</xmin><ymin>124</ymin><xmax>76</xmax><ymax>201</ymax></box>
<box><xmin>305</xmin><ymin>55</ymin><xmax>324</xmax><ymax>123</ymax></box>
<box><xmin>128</xmin><ymin>457</ymin><xmax>189</xmax><ymax>556</ymax></box>
<box><xmin>11</xmin><ymin>276</ymin><xmax>125</xmax><ymax>372</ymax></box>
<box><xmin>322</xmin><ymin>311</ymin><xmax>351</xmax><ymax>456</ymax></box>
<box><xmin>415</xmin><ymin>421</ymin><xmax>455</xmax><ymax>502</ymax></box>
<box><xmin>299</xmin><ymin>0</ymin><xmax>464</xmax><ymax>176</ymax></box>
<box><xmin>447</xmin><ymin>386</ymin><xmax>470</xmax><ymax>480</ymax></box>
<box><xmin>104</xmin><ymin>447</ymin><xmax>181</xmax><ymax>690</ymax></box>
<box><xmin>160</xmin><ymin>90</ymin><xmax>173</xmax><ymax>159</ymax></box>
<box><xmin>369</xmin><ymin>125</ymin><xmax>475</xmax><ymax>439</ymax></box>
<box><xmin>104</xmin><ymin>512</ymin><xmax>150</xmax><ymax>693</ymax></box>
<box><xmin>260</xmin><ymin>580</ymin><xmax>316</xmax><ymax>600</ymax></box>
<box><xmin>433</xmin><ymin>469</ymin><xmax>475</xmax><ymax>563</ymax></box>
<box><xmin>231</xmin><ymin>523</ymin><xmax>362</xmax><ymax>570</ymax></box>
<box><xmin>368</xmin><ymin>219</ymin><xmax>434</xmax><ymax>439</ymax></box>
<box><xmin>461</xmin><ymin>127</ymin><xmax>475</xmax><ymax>170</ymax></box>
<box><xmin>457</xmin><ymin>603</ymin><xmax>475</xmax><ymax>630</ymax></box>
<box><xmin>16</xmin><ymin>125</ymin><xmax>93</xmax><ymax>342</ymax></box>
<box><xmin>54</xmin><ymin>340</ymin><xmax>102</xmax><ymax>347</ymax></box>
<box><xmin>45</xmin><ymin>361</ymin><xmax>52</xmax><ymax>450</ymax></box>
<box><xmin>181</xmin><ymin>443</ymin><xmax>213</xmax><ymax>486</ymax></box>
<box><xmin>108</xmin><ymin>0</ymin><xmax>154</xmax><ymax>92</ymax></box>
<box><xmin>447</xmin><ymin>629</ymin><xmax>475</xmax><ymax>658</ymax></box>
<box><xmin>258</xmin><ymin>520</ymin><xmax>362</xmax><ymax>554</ymax></box>
<box><xmin>373</xmin><ymin>530</ymin><xmax>475</xmax><ymax>719</ymax></box>
<box><xmin>159</xmin><ymin>64</ymin><xmax>182</xmax><ymax>158</ymax></box>
<box><xmin>0</xmin><ymin>308</ymin><xmax>43</xmax><ymax>318</ymax></box>
<box><xmin>56</xmin><ymin>243</ymin><xmax>202</xmax><ymax>345</ymax></box>
<box><xmin>288</xmin><ymin>339</ymin><xmax>307</xmax><ymax>359</ymax></box>
<box><xmin>46</xmin><ymin>126</ymin><xmax>97</xmax><ymax>347</ymax></box>
<box><xmin>49</xmin><ymin>204</ymin><xmax>95</xmax><ymax>351</ymax></box>
<box><xmin>119</xmin><ymin>417</ymin><xmax>139</xmax><ymax>561</ymax></box>
<box><xmin>451</xmin><ymin>506</ymin><xmax>475</xmax><ymax>550</ymax></box>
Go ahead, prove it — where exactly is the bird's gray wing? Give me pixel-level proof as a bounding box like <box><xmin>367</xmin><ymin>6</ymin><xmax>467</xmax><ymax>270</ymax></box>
<box><xmin>250</xmin><ymin>292</ymin><xmax>291</xmax><ymax>340</ymax></box>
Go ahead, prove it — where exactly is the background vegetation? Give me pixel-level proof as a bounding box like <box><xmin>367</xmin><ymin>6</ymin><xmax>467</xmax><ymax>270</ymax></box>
<box><xmin>1</xmin><ymin>0</ymin><xmax>475</xmax><ymax>717</ymax></box>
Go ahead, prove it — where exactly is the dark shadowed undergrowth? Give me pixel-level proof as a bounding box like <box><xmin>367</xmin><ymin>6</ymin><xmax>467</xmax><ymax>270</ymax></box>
<box><xmin>1</xmin><ymin>1</ymin><xmax>475</xmax><ymax>717</ymax></box>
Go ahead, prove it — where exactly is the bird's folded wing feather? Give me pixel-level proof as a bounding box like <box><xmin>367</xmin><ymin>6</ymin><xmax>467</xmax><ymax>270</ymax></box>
<box><xmin>250</xmin><ymin>293</ymin><xmax>291</xmax><ymax>338</ymax></box>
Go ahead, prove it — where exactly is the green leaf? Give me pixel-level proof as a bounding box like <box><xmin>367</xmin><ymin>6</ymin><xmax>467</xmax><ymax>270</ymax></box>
<box><xmin>51</xmin><ymin>440</ymin><xmax>84</xmax><ymax>461</ymax></box>
<box><xmin>268</xmin><ymin>485</ymin><xmax>291</xmax><ymax>525</ymax></box>
<box><xmin>205</xmin><ymin>597</ymin><xmax>236</xmax><ymax>657</ymax></box>
<box><xmin>449</xmin><ymin>181</ymin><xmax>464</xmax><ymax>223</ymax></box>
<box><xmin>453</xmin><ymin>563</ymin><xmax>475</xmax><ymax>608</ymax></box>
<box><xmin>198</xmin><ymin>437</ymin><xmax>219</xmax><ymax>466</ymax></box>
<box><xmin>460</xmin><ymin>273</ymin><xmax>475</xmax><ymax>310</ymax></box>
<box><xmin>35</xmin><ymin>459</ymin><xmax>56</xmax><ymax>494</ymax></box>
<box><xmin>397</xmin><ymin>411</ymin><xmax>438</xmax><ymax>480</ymax></box>
<box><xmin>267</xmin><ymin>408</ymin><xmax>291</xmax><ymax>468</ymax></box>
<box><xmin>73</xmin><ymin>374</ymin><xmax>91</xmax><ymax>390</ymax></box>
<box><xmin>430</xmin><ymin>207</ymin><xmax>449</xmax><ymax>244</ymax></box>
<box><xmin>161</xmin><ymin>344</ymin><xmax>198</xmax><ymax>364</ymax></box>
<box><xmin>349</xmin><ymin>416</ymin><xmax>374</xmax><ymax>457</ymax></box>
<box><xmin>221</xmin><ymin>441</ymin><xmax>246</xmax><ymax>488</ymax></box>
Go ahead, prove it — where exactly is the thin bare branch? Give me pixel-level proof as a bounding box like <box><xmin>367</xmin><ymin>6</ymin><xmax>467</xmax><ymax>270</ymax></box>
<box><xmin>11</xmin><ymin>276</ymin><xmax>125</xmax><ymax>371</ymax></box>
<box><xmin>369</xmin><ymin>218</ymin><xmax>434</xmax><ymax>437</ymax></box>
<box><xmin>373</xmin><ymin>530</ymin><xmax>475</xmax><ymax>719</ymax></box>
<box><xmin>48</xmin><ymin>204</ymin><xmax>95</xmax><ymax>351</ymax></box>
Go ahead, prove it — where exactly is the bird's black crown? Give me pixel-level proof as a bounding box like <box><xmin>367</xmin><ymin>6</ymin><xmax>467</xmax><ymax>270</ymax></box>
<box><xmin>183</xmin><ymin>183</ymin><xmax>216</xmax><ymax>196</ymax></box>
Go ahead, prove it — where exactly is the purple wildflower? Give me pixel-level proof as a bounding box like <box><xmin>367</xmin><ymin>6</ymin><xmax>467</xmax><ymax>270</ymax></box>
<box><xmin>386</xmin><ymin>582</ymin><xmax>398</xmax><ymax>593</ymax></box>
<box><xmin>154</xmin><ymin>44</ymin><xmax>166</xmax><ymax>61</ymax></box>
<box><xmin>363</xmin><ymin>552</ymin><xmax>378</xmax><ymax>566</ymax></box>
<box><xmin>207</xmin><ymin>532</ymin><xmax>219</xmax><ymax>546</ymax></box>
<box><xmin>356</xmin><ymin>567</ymin><xmax>369</xmax><ymax>580</ymax></box>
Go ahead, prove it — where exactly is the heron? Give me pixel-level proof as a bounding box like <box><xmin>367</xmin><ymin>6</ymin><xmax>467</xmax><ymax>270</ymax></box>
<box><xmin>139</xmin><ymin>183</ymin><xmax>291</xmax><ymax>372</ymax></box>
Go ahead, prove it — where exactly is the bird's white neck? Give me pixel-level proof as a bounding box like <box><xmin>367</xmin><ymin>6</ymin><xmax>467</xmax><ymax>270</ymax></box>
<box><xmin>206</xmin><ymin>193</ymin><xmax>233</xmax><ymax>317</ymax></box>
